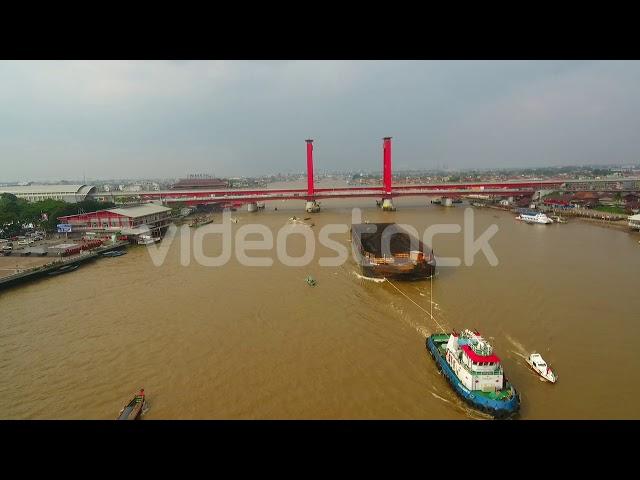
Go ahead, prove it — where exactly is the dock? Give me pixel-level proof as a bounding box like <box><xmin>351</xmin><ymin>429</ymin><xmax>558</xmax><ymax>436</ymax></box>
<box><xmin>0</xmin><ymin>240</ymin><xmax>128</xmax><ymax>291</ymax></box>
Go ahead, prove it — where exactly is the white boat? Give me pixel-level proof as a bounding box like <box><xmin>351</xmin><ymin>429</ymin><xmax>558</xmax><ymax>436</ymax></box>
<box><xmin>526</xmin><ymin>353</ymin><xmax>557</xmax><ymax>383</ymax></box>
<box><xmin>550</xmin><ymin>215</ymin><xmax>567</xmax><ymax>224</ymax></box>
<box><xmin>137</xmin><ymin>235</ymin><xmax>161</xmax><ymax>245</ymax></box>
<box><xmin>516</xmin><ymin>210</ymin><xmax>554</xmax><ymax>224</ymax></box>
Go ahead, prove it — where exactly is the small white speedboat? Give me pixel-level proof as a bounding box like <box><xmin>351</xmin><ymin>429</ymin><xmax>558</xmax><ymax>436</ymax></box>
<box><xmin>526</xmin><ymin>353</ymin><xmax>557</xmax><ymax>383</ymax></box>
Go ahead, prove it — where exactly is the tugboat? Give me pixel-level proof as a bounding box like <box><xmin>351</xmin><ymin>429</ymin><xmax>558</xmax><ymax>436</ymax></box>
<box><xmin>426</xmin><ymin>329</ymin><xmax>520</xmax><ymax>418</ymax></box>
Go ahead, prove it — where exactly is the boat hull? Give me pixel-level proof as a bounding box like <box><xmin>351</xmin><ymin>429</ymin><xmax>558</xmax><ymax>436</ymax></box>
<box><xmin>352</xmin><ymin>223</ymin><xmax>436</xmax><ymax>280</ymax></box>
<box><xmin>526</xmin><ymin>358</ymin><xmax>557</xmax><ymax>383</ymax></box>
<box><xmin>426</xmin><ymin>335</ymin><xmax>520</xmax><ymax>418</ymax></box>
<box><xmin>117</xmin><ymin>396</ymin><xmax>145</xmax><ymax>420</ymax></box>
<box><xmin>361</xmin><ymin>262</ymin><xmax>435</xmax><ymax>280</ymax></box>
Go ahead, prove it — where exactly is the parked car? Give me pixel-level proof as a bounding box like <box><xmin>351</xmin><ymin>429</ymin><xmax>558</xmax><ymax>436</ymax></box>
<box><xmin>2</xmin><ymin>245</ymin><xmax>12</xmax><ymax>251</ymax></box>
<box><xmin>17</xmin><ymin>239</ymin><xmax>34</xmax><ymax>246</ymax></box>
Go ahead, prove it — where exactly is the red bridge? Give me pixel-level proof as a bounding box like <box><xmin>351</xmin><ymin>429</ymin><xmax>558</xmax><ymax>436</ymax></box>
<box><xmin>94</xmin><ymin>138</ymin><xmax>640</xmax><ymax>211</ymax></box>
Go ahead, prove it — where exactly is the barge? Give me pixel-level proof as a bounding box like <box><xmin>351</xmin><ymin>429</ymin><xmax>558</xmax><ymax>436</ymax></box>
<box><xmin>426</xmin><ymin>329</ymin><xmax>520</xmax><ymax>418</ymax></box>
<box><xmin>351</xmin><ymin>223</ymin><xmax>435</xmax><ymax>279</ymax></box>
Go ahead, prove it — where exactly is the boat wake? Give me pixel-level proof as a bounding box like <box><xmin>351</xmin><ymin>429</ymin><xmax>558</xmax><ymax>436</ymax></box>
<box><xmin>430</xmin><ymin>391</ymin><xmax>453</xmax><ymax>405</ymax></box>
<box><xmin>505</xmin><ymin>334</ymin><xmax>529</xmax><ymax>359</ymax></box>
<box><xmin>352</xmin><ymin>271</ymin><xmax>386</xmax><ymax>283</ymax></box>
<box><xmin>430</xmin><ymin>388</ymin><xmax>491</xmax><ymax>420</ymax></box>
<box><xmin>415</xmin><ymin>325</ymin><xmax>431</xmax><ymax>338</ymax></box>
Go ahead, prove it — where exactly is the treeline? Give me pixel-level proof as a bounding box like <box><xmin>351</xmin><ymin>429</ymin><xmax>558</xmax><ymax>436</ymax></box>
<box><xmin>0</xmin><ymin>193</ymin><xmax>115</xmax><ymax>237</ymax></box>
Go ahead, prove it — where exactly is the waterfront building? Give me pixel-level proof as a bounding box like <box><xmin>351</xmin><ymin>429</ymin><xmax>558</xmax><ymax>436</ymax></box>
<box><xmin>0</xmin><ymin>185</ymin><xmax>96</xmax><ymax>203</ymax></box>
<box><xmin>57</xmin><ymin>204</ymin><xmax>172</xmax><ymax>241</ymax></box>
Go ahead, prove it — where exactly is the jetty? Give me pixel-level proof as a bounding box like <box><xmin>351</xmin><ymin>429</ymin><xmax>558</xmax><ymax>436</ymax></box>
<box><xmin>0</xmin><ymin>240</ymin><xmax>128</xmax><ymax>291</ymax></box>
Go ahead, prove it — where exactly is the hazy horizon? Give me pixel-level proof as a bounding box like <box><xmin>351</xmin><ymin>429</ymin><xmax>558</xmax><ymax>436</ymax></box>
<box><xmin>2</xmin><ymin>60</ymin><xmax>640</xmax><ymax>182</ymax></box>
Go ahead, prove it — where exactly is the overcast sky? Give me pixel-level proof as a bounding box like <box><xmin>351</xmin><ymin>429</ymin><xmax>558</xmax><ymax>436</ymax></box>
<box><xmin>1</xmin><ymin>60</ymin><xmax>639</xmax><ymax>182</ymax></box>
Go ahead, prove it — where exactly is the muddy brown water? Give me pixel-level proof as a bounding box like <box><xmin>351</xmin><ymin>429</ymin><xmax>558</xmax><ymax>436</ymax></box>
<box><xmin>1</xmin><ymin>183</ymin><xmax>639</xmax><ymax>419</ymax></box>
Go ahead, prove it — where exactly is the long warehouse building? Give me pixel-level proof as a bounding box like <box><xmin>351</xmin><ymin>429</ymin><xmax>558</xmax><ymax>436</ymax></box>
<box><xmin>0</xmin><ymin>184</ymin><xmax>96</xmax><ymax>203</ymax></box>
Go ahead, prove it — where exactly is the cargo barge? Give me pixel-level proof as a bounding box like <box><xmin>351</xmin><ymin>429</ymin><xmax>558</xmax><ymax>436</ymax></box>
<box><xmin>351</xmin><ymin>223</ymin><xmax>436</xmax><ymax>279</ymax></box>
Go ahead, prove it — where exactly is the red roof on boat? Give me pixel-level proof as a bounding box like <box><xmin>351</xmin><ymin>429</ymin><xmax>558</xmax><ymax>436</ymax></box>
<box><xmin>461</xmin><ymin>345</ymin><xmax>500</xmax><ymax>364</ymax></box>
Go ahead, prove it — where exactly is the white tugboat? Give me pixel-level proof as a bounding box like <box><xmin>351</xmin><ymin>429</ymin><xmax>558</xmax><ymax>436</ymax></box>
<box><xmin>526</xmin><ymin>353</ymin><xmax>557</xmax><ymax>383</ymax></box>
<box><xmin>515</xmin><ymin>209</ymin><xmax>554</xmax><ymax>224</ymax></box>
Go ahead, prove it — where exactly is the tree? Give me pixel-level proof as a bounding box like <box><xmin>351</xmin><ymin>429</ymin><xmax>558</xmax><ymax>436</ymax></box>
<box><xmin>0</xmin><ymin>194</ymin><xmax>115</xmax><ymax>234</ymax></box>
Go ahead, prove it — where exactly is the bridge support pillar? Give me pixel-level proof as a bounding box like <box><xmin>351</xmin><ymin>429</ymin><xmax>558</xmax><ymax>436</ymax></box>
<box><xmin>381</xmin><ymin>198</ymin><xmax>396</xmax><ymax>211</ymax></box>
<box><xmin>305</xmin><ymin>200</ymin><xmax>320</xmax><ymax>213</ymax></box>
<box><xmin>247</xmin><ymin>202</ymin><xmax>258</xmax><ymax>212</ymax></box>
<box><xmin>381</xmin><ymin>137</ymin><xmax>395</xmax><ymax>211</ymax></box>
<box><xmin>304</xmin><ymin>139</ymin><xmax>319</xmax><ymax>213</ymax></box>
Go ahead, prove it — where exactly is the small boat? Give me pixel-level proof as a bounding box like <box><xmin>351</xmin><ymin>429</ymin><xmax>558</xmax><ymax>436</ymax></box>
<box><xmin>526</xmin><ymin>353</ymin><xmax>557</xmax><ymax>383</ymax></box>
<box><xmin>426</xmin><ymin>329</ymin><xmax>520</xmax><ymax>418</ymax></box>
<box><xmin>48</xmin><ymin>264</ymin><xmax>80</xmax><ymax>275</ymax></box>
<box><xmin>550</xmin><ymin>215</ymin><xmax>567</xmax><ymax>224</ymax></box>
<box><xmin>137</xmin><ymin>235</ymin><xmax>161</xmax><ymax>245</ymax></box>
<box><xmin>117</xmin><ymin>389</ymin><xmax>146</xmax><ymax>420</ymax></box>
<box><xmin>190</xmin><ymin>218</ymin><xmax>213</xmax><ymax>228</ymax></box>
<box><xmin>102</xmin><ymin>250</ymin><xmax>127</xmax><ymax>258</ymax></box>
<box><xmin>305</xmin><ymin>275</ymin><xmax>317</xmax><ymax>286</ymax></box>
<box><xmin>515</xmin><ymin>209</ymin><xmax>554</xmax><ymax>224</ymax></box>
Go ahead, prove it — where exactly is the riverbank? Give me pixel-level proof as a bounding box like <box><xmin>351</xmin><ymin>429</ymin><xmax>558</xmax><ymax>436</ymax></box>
<box><xmin>473</xmin><ymin>203</ymin><xmax>636</xmax><ymax>234</ymax></box>
<box><xmin>573</xmin><ymin>216</ymin><xmax>637</xmax><ymax>233</ymax></box>
<box><xmin>0</xmin><ymin>240</ymin><xmax>129</xmax><ymax>291</ymax></box>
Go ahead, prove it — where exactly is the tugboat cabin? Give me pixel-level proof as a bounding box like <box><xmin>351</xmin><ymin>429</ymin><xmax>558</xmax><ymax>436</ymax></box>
<box><xmin>445</xmin><ymin>330</ymin><xmax>505</xmax><ymax>394</ymax></box>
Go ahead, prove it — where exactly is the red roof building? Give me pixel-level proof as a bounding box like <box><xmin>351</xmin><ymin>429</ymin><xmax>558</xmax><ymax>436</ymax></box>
<box><xmin>58</xmin><ymin>204</ymin><xmax>172</xmax><ymax>239</ymax></box>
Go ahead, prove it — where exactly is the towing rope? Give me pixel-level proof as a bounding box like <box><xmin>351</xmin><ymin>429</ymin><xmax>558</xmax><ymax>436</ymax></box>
<box><xmin>385</xmin><ymin>277</ymin><xmax>447</xmax><ymax>333</ymax></box>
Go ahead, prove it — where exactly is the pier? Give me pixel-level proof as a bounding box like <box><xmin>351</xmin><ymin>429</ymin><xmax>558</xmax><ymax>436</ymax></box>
<box><xmin>0</xmin><ymin>240</ymin><xmax>128</xmax><ymax>291</ymax></box>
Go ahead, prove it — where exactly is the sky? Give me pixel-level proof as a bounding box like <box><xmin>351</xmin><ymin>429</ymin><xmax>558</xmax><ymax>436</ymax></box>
<box><xmin>1</xmin><ymin>60</ymin><xmax>639</xmax><ymax>182</ymax></box>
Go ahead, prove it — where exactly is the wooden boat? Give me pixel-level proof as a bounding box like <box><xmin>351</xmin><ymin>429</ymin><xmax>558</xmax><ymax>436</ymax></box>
<box><xmin>48</xmin><ymin>264</ymin><xmax>80</xmax><ymax>275</ymax></box>
<box><xmin>117</xmin><ymin>389</ymin><xmax>146</xmax><ymax>420</ymax></box>
<box><xmin>102</xmin><ymin>250</ymin><xmax>127</xmax><ymax>257</ymax></box>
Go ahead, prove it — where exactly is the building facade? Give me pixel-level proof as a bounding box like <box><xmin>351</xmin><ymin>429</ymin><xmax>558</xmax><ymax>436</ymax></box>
<box><xmin>57</xmin><ymin>204</ymin><xmax>172</xmax><ymax>240</ymax></box>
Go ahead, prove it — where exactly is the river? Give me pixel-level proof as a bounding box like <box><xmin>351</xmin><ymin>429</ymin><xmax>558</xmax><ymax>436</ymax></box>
<box><xmin>1</xmin><ymin>181</ymin><xmax>639</xmax><ymax>419</ymax></box>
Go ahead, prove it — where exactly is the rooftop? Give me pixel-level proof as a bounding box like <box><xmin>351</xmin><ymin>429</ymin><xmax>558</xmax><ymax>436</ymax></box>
<box><xmin>59</xmin><ymin>203</ymin><xmax>171</xmax><ymax>221</ymax></box>
<box><xmin>0</xmin><ymin>184</ymin><xmax>95</xmax><ymax>195</ymax></box>
<box><xmin>106</xmin><ymin>204</ymin><xmax>171</xmax><ymax>218</ymax></box>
